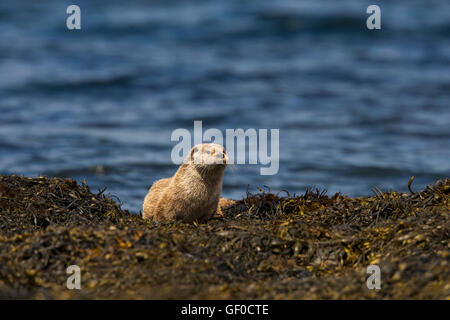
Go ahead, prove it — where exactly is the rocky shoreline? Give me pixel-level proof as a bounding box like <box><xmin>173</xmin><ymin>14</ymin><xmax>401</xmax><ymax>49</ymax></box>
<box><xmin>0</xmin><ymin>175</ymin><xmax>448</xmax><ymax>299</ymax></box>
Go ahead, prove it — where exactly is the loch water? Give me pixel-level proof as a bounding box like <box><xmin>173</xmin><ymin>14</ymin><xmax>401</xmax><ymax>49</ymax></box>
<box><xmin>0</xmin><ymin>0</ymin><xmax>449</xmax><ymax>212</ymax></box>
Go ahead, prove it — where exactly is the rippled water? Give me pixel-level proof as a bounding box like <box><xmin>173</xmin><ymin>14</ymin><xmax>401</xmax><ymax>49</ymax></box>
<box><xmin>1</xmin><ymin>0</ymin><xmax>449</xmax><ymax>212</ymax></box>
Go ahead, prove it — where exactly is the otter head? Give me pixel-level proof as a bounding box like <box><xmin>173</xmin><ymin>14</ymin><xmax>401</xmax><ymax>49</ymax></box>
<box><xmin>186</xmin><ymin>143</ymin><xmax>228</xmax><ymax>172</ymax></box>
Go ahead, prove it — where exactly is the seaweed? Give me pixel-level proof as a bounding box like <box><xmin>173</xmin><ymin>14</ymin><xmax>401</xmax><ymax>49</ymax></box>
<box><xmin>0</xmin><ymin>174</ymin><xmax>448</xmax><ymax>299</ymax></box>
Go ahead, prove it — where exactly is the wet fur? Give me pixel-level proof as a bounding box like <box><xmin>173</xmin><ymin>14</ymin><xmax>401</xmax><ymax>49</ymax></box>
<box><xmin>143</xmin><ymin>144</ymin><xmax>234</xmax><ymax>223</ymax></box>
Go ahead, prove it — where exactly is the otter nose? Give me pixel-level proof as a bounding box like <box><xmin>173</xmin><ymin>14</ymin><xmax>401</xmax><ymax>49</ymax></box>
<box><xmin>215</xmin><ymin>152</ymin><xmax>227</xmax><ymax>164</ymax></box>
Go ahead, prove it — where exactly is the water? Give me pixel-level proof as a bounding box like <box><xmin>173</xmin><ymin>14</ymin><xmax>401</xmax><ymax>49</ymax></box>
<box><xmin>0</xmin><ymin>0</ymin><xmax>449</xmax><ymax>213</ymax></box>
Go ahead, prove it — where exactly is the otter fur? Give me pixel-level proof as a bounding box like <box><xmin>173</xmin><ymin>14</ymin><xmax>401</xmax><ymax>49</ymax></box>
<box><xmin>143</xmin><ymin>143</ymin><xmax>233</xmax><ymax>223</ymax></box>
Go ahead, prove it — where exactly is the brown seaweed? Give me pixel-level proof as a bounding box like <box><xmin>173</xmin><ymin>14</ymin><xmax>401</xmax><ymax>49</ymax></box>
<box><xmin>0</xmin><ymin>174</ymin><xmax>448</xmax><ymax>299</ymax></box>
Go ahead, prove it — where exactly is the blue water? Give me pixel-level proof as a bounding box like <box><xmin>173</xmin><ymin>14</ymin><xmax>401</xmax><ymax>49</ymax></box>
<box><xmin>0</xmin><ymin>0</ymin><xmax>449</xmax><ymax>213</ymax></box>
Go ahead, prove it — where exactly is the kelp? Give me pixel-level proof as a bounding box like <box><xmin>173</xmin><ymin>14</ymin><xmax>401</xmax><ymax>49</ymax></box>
<box><xmin>0</xmin><ymin>174</ymin><xmax>448</xmax><ymax>299</ymax></box>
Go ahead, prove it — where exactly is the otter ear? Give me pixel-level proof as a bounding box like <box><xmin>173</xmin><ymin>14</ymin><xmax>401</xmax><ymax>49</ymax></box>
<box><xmin>189</xmin><ymin>147</ymin><xmax>197</xmax><ymax>160</ymax></box>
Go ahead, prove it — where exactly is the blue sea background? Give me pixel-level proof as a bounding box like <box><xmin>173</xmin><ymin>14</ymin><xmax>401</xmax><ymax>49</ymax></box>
<box><xmin>0</xmin><ymin>0</ymin><xmax>449</xmax><ymax>213</ymax></box>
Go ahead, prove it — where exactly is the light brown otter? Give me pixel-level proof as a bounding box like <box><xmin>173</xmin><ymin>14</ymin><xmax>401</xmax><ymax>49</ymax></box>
<box><xmin>142</xmin><ymin>143</ymin><xmax>234</xmax><ymax>223</ymax></box>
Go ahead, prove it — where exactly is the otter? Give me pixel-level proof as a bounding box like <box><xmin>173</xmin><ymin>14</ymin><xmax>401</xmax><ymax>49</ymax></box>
<box><xmin>142</xmin><ymin>143</ymin><xmax>233</xmax><ymax>223</ymax></box>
